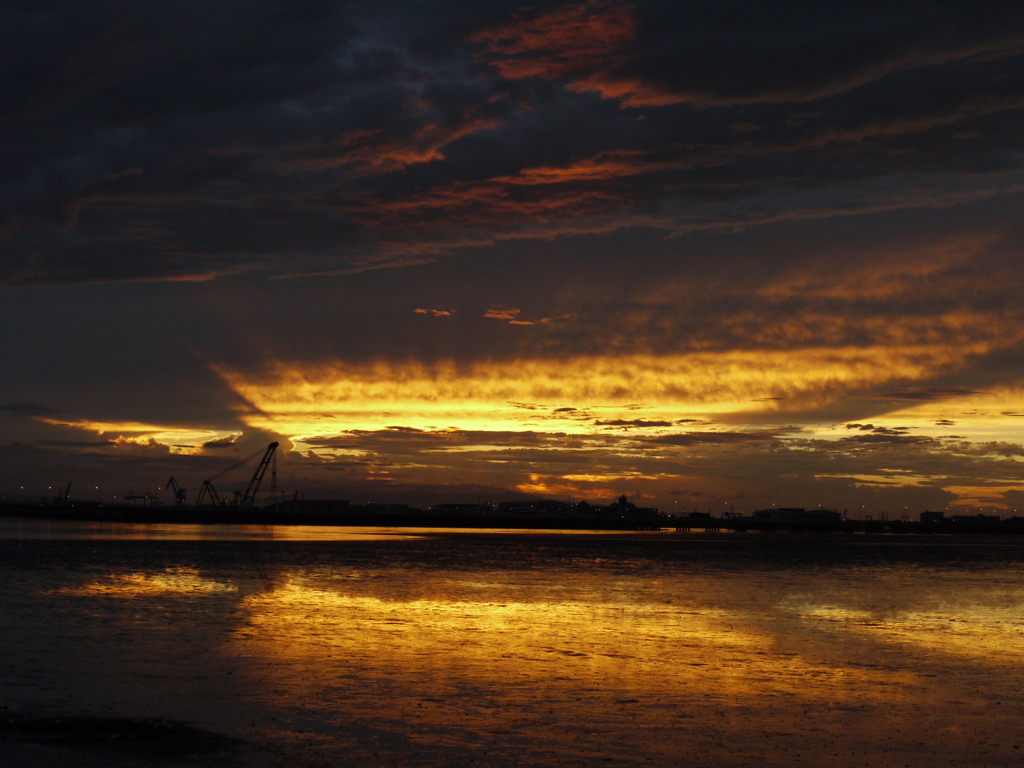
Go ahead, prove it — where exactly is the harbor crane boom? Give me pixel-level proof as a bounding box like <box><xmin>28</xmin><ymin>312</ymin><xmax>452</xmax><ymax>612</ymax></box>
<box><xmin>194</xmin><ymin>479</ymin><xmax>223</xmax><ymax>508</ymax></box>
<box><xmin>165</xmin><ymin>477</ymin><xmax>187</xmax><ymax>505</ymax></box>
<box><xmin>193</xmin><ymin>441</ymin><xmax>279</xmax><ymax>509</ymax></box>
<box><xmin>240</xmin><ymin>441</ymin><xmax>278</xmax><ymax>507</ymax></box>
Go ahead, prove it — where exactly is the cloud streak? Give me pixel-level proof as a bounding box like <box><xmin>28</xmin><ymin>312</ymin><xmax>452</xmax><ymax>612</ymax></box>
<box><xmin>2</xmin><ymin>1</ymin><xmax>1023</xmax><ymax>512</ymax></box>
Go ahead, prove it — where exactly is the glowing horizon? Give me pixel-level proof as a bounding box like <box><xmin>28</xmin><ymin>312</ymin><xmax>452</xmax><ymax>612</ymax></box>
<box><xmin>2</xmin><ymin>1</ymin><xmax>1022</xmax><ymax>513</ymax></box>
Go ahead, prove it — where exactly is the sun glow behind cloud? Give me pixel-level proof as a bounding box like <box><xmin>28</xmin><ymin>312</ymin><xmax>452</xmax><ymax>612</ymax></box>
<box><xmin>214</xmin><ymin>342</ymin><xmax>994</xmax><ymax>443</ymax></box>
<box><xmin>38</xmin><ymin>418</ymin><xmax>235</xmax><ymax>454</ymax></box>
<box><xmin>195</xmin><ymin>340</ymin><xmax>1024</xmax><ymax>509</ymax></box>
<box><xmin>4</xmin><ymin>1</ymin><xmax>1022</xmax><ymax>513</ymax></box>
<box><xmin>877</xmin><ymin>389</ymin><xmax>1024</xmax><ymax>442</ymax></box>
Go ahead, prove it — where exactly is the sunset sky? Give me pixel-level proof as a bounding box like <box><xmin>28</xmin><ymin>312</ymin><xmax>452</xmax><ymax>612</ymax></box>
<box><xmin>3</xmin><ymin>0</ymin><xmax>1023</xmax><ymax>514</ymax></box>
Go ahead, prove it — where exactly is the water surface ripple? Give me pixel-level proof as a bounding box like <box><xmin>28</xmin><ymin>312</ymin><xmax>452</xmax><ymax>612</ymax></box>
<box><xmin>1</xmin><ymin>521</ymin><xmax>1021</xmax><ymax>767</ymax></box>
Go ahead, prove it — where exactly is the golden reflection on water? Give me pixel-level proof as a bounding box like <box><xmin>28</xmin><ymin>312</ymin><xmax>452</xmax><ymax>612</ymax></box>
<box><xmin>1</xmin><ymin>519</ymin><xmax>419</xmax><ymax>541</ymax></box>
<box><xmin>14</xmin><ymin>531</ymin><xmax>1024</xmax><ymax>767</ymax></box>
<box><xmin>785</xmin><ymin>600</ymin><xmax>1024</xmax><ymax>663</ymax></box>
<box><xmin>214</xmin><ymin>568</ymin><xmax>986</xmax><ymax>768</ymax></box>
<box><xmin>49</xmin><ymin>567</ymin><xmax>237</xmax><ymax>597</ymax></box>
<box><xmin>230</xmin><ymin>574</ymin><xmax>927</xmax><ymax>709</ymax></box>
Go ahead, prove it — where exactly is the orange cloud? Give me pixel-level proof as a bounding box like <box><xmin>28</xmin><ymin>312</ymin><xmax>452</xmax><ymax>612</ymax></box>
<box><xmin>470</xmin><ymin>1</ymin><xmax>693</xmax><ymax>109</ymax></box>
<box><xmin>288</xmin><ymin>116</ymin><xmax>500</xmax><ymax>176</ymax></box>
<box><xmin>498</xmin><ymin>150</ymin><xmax>651</xmax><ymax>185</ymax></box>
<box><xmin>567</xmin><ymin>73</ymin><xmax>694</xmax><ymax>108</ymax></box>
<box><xmin>344</xmin><ymin>145</ymin><xmax>728</xmax><ymax>238</ymax></box>
<box><xmin>516</xmin><ymin>470</ymin><xmax>665</xmax><ymax>499</ymax></box>
<box><xmin>344</xmin><ymin>148</ymin><xmax>681</xmax><ymax>232</ymax></box>
<box><xmin>484</xmin><ymin>306</ymin><xmax>576</xmax><ymax>325</ymax></box>
<box><xmin>483</xmin><ymin>306</ymin><xmax>521</xmax><ymax>321</ymax></box>
<box><xmin>348</xmin><ymin>175</ymin><xmax>624</xmax><ymax>229</ymax></box>
<box><xmin>470</xmin><ymin>0</ymin><xmax>636</xmax><ymax>81</ymax></box>
<box><xmin>754</xmin><ymin>232</ymin><xmax>1001</xmax><ymax>302</ymax></box>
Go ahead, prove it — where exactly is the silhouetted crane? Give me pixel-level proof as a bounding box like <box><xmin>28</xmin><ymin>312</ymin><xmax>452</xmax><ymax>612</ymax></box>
<box><xmin>194</xmin><ymin>480</ymin><xmax>223</xmax><ymax>508</ymax></box>
<box><xmin>165</xmin><ymin>477</ymin><xmax>187</xmax><ymax>505</ymax></box>
<box><xmin>240</xmin><ymin>442</ymin><xmax>278</xmax><ymax>507</ymax></box>
<box><xmin>193</xmin><ymin>442</ymin><xmax>279</xmax><ymax>509</ymax></box>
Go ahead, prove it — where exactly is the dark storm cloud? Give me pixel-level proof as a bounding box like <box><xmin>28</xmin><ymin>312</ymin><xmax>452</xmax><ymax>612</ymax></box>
<box><xmin>202</xmin><ymin>436</ymin><xmax>240</xmax><ymax>449</ymax></box>
<box><xmin>652</xmin><ymin>430</ymin><xmax>785</xmax><ymax>446</ymax></box>
<box><xmin>594</xmin><ymin>419</ymin><xmax>673</xmax><ymax>428</ymax></box>
<box><xmin>624</xmin><ymin>0</ymin><xmax>1024</xmax><ymax>105</ymax></box>
<box><xmin>300</xmin><ymin>429</ymin><xmax>664</xmax><ymax>483</ymax></box>
<box><xmin>839</xmin><ymin>432</ymin><xmax>932</xmax><ymax>446</ymax></box>
<box><xmin>303</xmin><ymin>428</ymin><xmax>573</xmax><ymax>450</ymax></box>
<box><xmin>2</xmin><ymin>1</ymin><xmax>1020</xmax><ymax>286</ymax></box>
<box><xmin>973</xmin><ymin>442</ymin><xmax>1024</xmax><ymax>458</ymax></box>
<box><xmin>872</xmin><ymin>387</ymin><xmax>989</xmax><ymax>401</ymax></box>
<box><xmin>686</xmin><ymin>432</ymin><xmax>1022</xmax><ymax>505</ymax></box>
<box><xmin>3</xmin><ymin>1</ymin><xmax>1024</xmax><ymax>512</ymax></box>
<box><xmin>0</xmin><ymin>0</ymin><xmax>494</xmax><ymax>283</ymax></box>
<box><xmin>852</xmin><ymin>444</ymin><xmax>1024</xmax><ymax>494</ymax></box>
<box><xmin>845</xmin><ymin>424</ymin><xmax>911</xmax><ymax>435</ymax></box>
<box><xmin>37</xmin><ymin>439</ymin><xmax>115</xmax><ymax>448</ymax></box>
<box><xmin>0</xmin><ymin>402</ymin><xmax>62</xmax><ymax>417</ymax></box>
<box><xmin>279</xmin><ymin>427</ymin><xmax>638</xmax><ymax>503</ymax></box>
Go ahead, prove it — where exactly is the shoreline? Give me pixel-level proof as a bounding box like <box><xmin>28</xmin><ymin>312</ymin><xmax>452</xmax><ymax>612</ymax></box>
<box><xmin>2</xmin><ymin>502</ymin><xmax>1022</xmax><ymax>536</ymax></box>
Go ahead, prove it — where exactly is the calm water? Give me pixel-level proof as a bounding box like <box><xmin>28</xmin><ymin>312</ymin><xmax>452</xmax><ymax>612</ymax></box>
<box><xmin>1</xmin><ymin>519</ymin><xmax>1022</xmax><ymax>767</ymax></box>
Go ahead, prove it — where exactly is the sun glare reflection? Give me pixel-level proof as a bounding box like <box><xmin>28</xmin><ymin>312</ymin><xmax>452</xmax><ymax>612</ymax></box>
<box><xmin>227</xmin><ymin>574</ymin><xmax>928</xmax><ymax>709</ymax></box>
<box><xmin>781</xmin><ymin>592</ymin><xmax>1024</xmax><ymax>664</ymax></box>
<box><xmin>49</xmin><ymin>567</ymin><xmax>237</xmax><ymax>597</ymax></box>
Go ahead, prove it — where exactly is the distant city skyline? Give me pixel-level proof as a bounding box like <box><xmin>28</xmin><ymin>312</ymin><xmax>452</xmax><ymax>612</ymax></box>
<box><xmin>2</xmin><ymin>1</ymin><xmax>1023</xmax><ymax>513</ymax></box>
